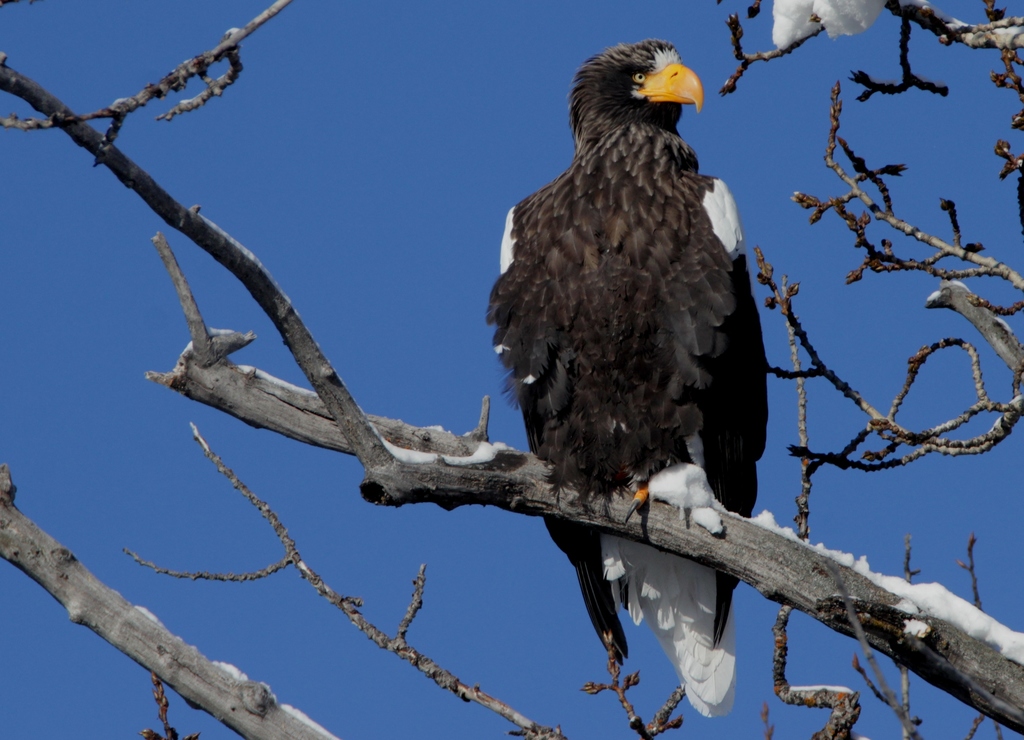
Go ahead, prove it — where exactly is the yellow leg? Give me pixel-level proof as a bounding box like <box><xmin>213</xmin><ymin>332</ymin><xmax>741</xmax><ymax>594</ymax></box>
<box><xmin>625</xmin><ymin>485</ymin><xmax>649</xmax><ymax>522</ymax></box>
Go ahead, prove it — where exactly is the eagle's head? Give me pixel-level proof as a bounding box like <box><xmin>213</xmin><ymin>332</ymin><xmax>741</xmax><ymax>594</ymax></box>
<box><xmin>569</xmin><ymin>40</ymin><xmax>704</xmax><ymax>149</ymax></box>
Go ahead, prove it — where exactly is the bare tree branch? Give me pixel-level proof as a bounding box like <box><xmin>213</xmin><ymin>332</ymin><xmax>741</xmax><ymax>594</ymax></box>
<box><xmin>4</xmin><ymin>41</ymin><xmax>1024</xmax><ymax>735</ymax></box>
<box><xmin>956</xmin><ymin>533</ymin><xmax>984</xmax><ymax>612</ymax></box>
<box><xmin>141</xmin><ymin>673</ymin><xmax>200</xmax><ymax>740</ymax></box>
<box><xmin>130</xmin><ymin>428</ymin><xmax>566</xmax><ymax>740</ymax></box>
<box><xmin>829</xmin><ymin>563</ymin><xmax>925</xmax><ymax>740</ymax></box>
<box><xmin>851</xmin><ymin>16</ymin><xmax>949</xmax><ymax>100</ymax></box>
<box><xmin>925</xmin><ymin>280</ymin><xmax>1024</xmax><ymax>373</ymax></box>
<box><xmin>0</xmin><ymin>57</ymin><xmax>398</xmax><ymax>476</ymax></box>
<box><xmin>771</xmin><ymin>606</ymin><xmax>862</xmax><ymax>739</ymax></box>
<box><xmin>720</xmin><ymin>13</ymin><xmax>824</xmax><ymax>95</ymax></box>
<box><xmin>0</xmin><ymin>464</ymin><xmax>338</xmax><ymax>740</ymax></box>
<box><xmin>581</xmin><ymin>637</ymin><xmax>683</xmax><ymax>739</ymax></box>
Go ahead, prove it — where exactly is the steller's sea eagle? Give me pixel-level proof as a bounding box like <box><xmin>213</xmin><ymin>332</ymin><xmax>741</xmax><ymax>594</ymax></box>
<box><xmin>487</xmin><ymin>40</ymin><xmax>768</xmax><ymax>717</ymax></box>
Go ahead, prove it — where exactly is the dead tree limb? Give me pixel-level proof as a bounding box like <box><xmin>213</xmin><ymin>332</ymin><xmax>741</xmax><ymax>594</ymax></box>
<box><xmin>0</xmin><ymin>464</ymin><xmax>337</xmax><ymax>740</ymax></box>
<box><xmin>3</xmin><ymin>38</ymin><xmax>1024</xmax><ymax>737</ymax></box>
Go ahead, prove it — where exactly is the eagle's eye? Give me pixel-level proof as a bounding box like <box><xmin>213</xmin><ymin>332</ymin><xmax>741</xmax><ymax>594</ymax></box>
<box><xmin>631</xmin><ymin>72</ymin><xmax>646</xmax><ymax>84</ymax></box>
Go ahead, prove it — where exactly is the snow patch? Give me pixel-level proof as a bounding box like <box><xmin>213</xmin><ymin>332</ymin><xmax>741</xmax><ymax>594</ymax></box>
<box><xmin>382</xmin><ymin>439</ymin><xmax>509</xmax><ymax>466</ymax></box>
<box><xmin>648</xmin><ymin>463</ymin><xmax>722</xmax><ymax>534</ymax></box>
<box><xmin>898</xmin><ymin>0</ymin><xmax>966</xmax><ymax>28</ymax></box>
<box><xmin>904</xmin><ymin>618</ymin><xmax>932</xmax><ymax>638</ymax></box>
<box><xmin>133</xmin><ymin>605</ymin><xmax>164</xmax><ymax>628</ymax></box>
<box><xmin>750</xmin><ymin>509</ymin><xmax>1024</xmax><ymax>665</ymax></box>
<box><xmin>789</xmin><ymin>684</ymin><xmax>855</xmax><ymax>693</ymax></box>
<box><xmin>772</xmin><ymin>0</ymin><xmax>886</xmax><ymax>47</ymax></box>
<box><xmin>280</xmin><ymin>704</ymin><xmax>342</xmax><ymax>739</ymax></box>
<box><xmin>442</xmin><ymin>441</ymin><xmax>509</xmax><ymax>466</ymax></box>
<box><xmin>234</xmin><ymin>366</ymin><xmax>319</xmax><ymax>398</ymax></box>
<box><xmin>382</xmin><ymin>439</ymin><xmax>438</xmax><ymax>464</ymax></box>
<box><xmin>691</xmin><ymin>506</ymin><xmax>724</xmax><ymax>535</ymax></box>
<box><xmin>212</xmin><ymin>661</ymin><xmax>249</xmax><ymax>682</ymax></box>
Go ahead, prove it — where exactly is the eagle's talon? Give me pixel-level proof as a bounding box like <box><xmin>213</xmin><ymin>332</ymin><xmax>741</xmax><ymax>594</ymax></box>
<box><xmin>625</xmin><ymin>486</ymin><xmax>650</xmax><ymax>522</ymax></box>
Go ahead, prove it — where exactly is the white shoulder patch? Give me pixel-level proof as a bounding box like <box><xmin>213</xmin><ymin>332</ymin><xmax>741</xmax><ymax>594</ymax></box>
<box><xmin>702</xmin><ymin>179</ymin><xmax>746</xmax><ymax>261</ymax></box>
<box><xmin>499</xmin><ymin>206</ymin><xmax>516</xmax><ymax>274</ymax></box>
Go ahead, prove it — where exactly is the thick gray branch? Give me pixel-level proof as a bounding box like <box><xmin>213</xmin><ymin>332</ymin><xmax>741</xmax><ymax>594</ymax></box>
<box><xmin>366</xmin><ymin>454</ymin><xmax>1024</xmax><ymax>732</ymax></box>
<box><xmin>145</xmin><ymin>349</ymin><xmax>481</xmax><ymax>457</ymax></box>
<box><xmin>147</xmin><ymin>350</ymin><xmax>1024</xmax><ymax>731</ymax></box>
<box><xmin>925</xmin><ymin>280</ymin><xmax>1024</xmax><ymax>372</ymax></box>
<box><xmin>4</xmin><ymin>53</ymin><xmax>1023</xmax><ymax>733</ymax></box>
<box><xmin>0</xmin><ymin>465</ymin><xmax>337</xmax><ymax>740</ymax></box>
<box><xmin>0</xmin><ymin>61</ymin><xmax>393</xmax><ymax>473</ymax></box>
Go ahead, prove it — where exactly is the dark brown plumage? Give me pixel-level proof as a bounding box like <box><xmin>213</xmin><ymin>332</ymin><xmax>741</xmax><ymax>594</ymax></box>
<box><xmin>487</xmin><ymin>40</ymin><xmax>767</xmax><ymax>714</ymax></box>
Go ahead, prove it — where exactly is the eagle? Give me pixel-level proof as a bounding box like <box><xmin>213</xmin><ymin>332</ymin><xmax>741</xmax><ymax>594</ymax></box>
<box><xmin>487</xmin><ymin>40</ymin><xmax>768</xmax><ymax>716</ymax></box>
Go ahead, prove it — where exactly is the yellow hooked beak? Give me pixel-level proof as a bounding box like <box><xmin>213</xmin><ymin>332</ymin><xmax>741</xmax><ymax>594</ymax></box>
<box><xmin>637</xmin><ymin>63</ymin><xmax>704</xmax><ymax>112</ymax></box>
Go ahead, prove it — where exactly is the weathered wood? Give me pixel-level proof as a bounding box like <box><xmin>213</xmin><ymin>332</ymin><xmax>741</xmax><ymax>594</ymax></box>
<box><xmin>0</xmin><ymin>465</ymin><xmax>336</xmax><ymax>740</ymax></box>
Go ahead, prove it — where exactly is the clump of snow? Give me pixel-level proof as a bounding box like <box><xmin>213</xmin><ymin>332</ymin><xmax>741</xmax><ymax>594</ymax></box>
<box><xmin>443</xmin><ymin>441</ymin><xmax>509</xmax><ymax>466</ymax></box>
<box><xmin>133</xmin><ymin>605</ymin><xmax>165</xmax><ymax>628</ymax></box>
<box><xmin>898</xmin><ymin>0</ymin><xmax>965</xmax><ymax>28</ymax></box>
<box><xmin>232</xmin><ymin>366</ymin><xmax>318</xmax><ymax>398</ymax></box>
<box><xmin>789</xmin><ymin>684</ymin><xmax>855</xmax><ymax>693</ymax></box>
<box><xmin>382</xmin><ymin>438</ymin><xmax>509</xmax><ymax>466</ymax></box>
<box><xmin>750</xmin><ymin>509</ymin><xmax>1024</xmax><ymax>665</ymax></box>
<box><xmin>772</xmin><ymin>0</ymin><xmax>886</xmax><ymax>48</ymax></box>
<box><xmin>280</xmin><ymin>704</ymin><xmax>341</xmax><ymax>739</ymax></box>
<box><xmin>649</xmin><ymin>464</ymin><xmax>723</xmax><ymax>534</ymax></box>
<box><xmin>382</xmin><ymin>439</ymin><xmax>438</xmax><ymax>464</ymax></box>
<box><xmin>212</xmin><ymin>661</ymin><xmax>249</xmax><ymax>682</ymax></box>
<box><xmin>904</xmin><ymin>618</ymin><xmax>932</xmax><ymax>638</ymax></box>
<box><xmin>691</xmin><ymin>507</ymin><xmax>724</xmax><ymax>535</ymax></box>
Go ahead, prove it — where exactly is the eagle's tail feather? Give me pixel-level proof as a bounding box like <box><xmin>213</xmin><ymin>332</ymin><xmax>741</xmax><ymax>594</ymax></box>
<box><xmin>601</xmin><ymin>535</ymin><xmax>736</xmax><ymax>717</ymax></box>
<box><xmin>545</xmin><ymin>517</ymin><xmax>629</xmax><ymax>663</ymax></box>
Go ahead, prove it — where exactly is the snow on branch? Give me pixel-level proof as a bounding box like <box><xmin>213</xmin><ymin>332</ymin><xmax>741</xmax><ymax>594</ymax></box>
<box><xmin>771</xmin><ymin>606</ymin><xmax>862</xmax><ymax>739</ymax></box>
<box><xmin>788</xmin><ymin>84</ymin><xmax>1024</xmax><ymax>450</ymax></box>
<box><xmin>4</xmin><ymin>30</ymin><xmax>1024</xmax><ymax>736</ymax></box>
<box><xmin>755</xmin><ymin>240</ymin><xmax>1023</xmax><ymax>474</ymax></box>
<box><xmin>0</xmin><ymin>464</ymin><xmax>338</xmax><ymax>740</ymax></box>
<box><xmin>123</xmin><ymin>427</ymin><xmax>566</xmax><ymax>740</ymax></box>
<box><xmin>718</xmin><ymin>0</ymin><xmax>1024</xmax><ymax>99</ymax></box>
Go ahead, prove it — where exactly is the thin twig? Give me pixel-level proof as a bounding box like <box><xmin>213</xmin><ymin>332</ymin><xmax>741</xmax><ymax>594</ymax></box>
<box><xmin>140</xmin><ymin>673</ymin><xmax>200</xmax><ymax>740</ymax></box>
<box><xmin>900</xmin><ymin>535</ymin><xmax>919</xmax><ymax>738</ymax></box>
<box><xmin>580</xmin><ymin>637</ymin><xmax>684</xmax><ymax>739</ymax></box>
<box><xmin>772</xmin><ymin>606</ymin><xmax>862</xmax><ymax>739</ymax></box>
<box><xmin>827</xmin><ymin>563</ymin><xmax>924</xmax><ymax>740</ymax></box>
<box><xmin>782</xmin><ymin>274</ymin><xmax>812</xmax><ymax>541</ymax></box>
<box><xmin>129</xmin><ymin>427</ymin><xmax>563</xmax><ymax>739</ymax></box>
<box><xmin>956</xmin><ymin>532</ymin><xmax>983</xmax><ymax>611</ymax></box>
<box><xmin>851</xmin><ymin>16</ymin><xmax>949</xmax><ymax>100</ymax></box>
<box><xmin>720</xmin><ymin>14</ymin><xmax>823</xmax><ymax>95</ymax></box>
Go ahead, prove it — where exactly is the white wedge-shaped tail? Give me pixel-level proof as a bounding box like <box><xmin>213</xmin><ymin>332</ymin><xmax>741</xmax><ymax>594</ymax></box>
<box><xmin>601</xmin><ymin>535</ymin><xmax>736</xmax><ymax>717</ymax></box>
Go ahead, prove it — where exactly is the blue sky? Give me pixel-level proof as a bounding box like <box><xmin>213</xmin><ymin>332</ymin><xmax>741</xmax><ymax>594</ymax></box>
<box><xmin>1</xmin><ymin>1</ymin><xmax>1022</xmax><ymax>738</ymax></box>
